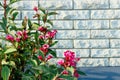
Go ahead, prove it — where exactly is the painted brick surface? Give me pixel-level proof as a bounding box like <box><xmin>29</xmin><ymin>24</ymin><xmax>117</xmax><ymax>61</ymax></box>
<box><xmin>1</xmin><ymin>0</ymin><xmax>120</xmax><ymax>67</ymax></box>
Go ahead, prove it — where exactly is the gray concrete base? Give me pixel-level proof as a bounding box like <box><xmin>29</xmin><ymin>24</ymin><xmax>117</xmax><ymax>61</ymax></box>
<box><xmin>78</xmin><ymin>67</ymin><xmax>120</xmax><ymax>80</ymax></box>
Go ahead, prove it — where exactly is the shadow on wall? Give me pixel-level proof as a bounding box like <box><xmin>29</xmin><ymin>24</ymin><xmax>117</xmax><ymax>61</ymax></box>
<box><xmin>78</xmin><ymin>67</ymin><xmax>120</xmax><ymax>80</ymax></box>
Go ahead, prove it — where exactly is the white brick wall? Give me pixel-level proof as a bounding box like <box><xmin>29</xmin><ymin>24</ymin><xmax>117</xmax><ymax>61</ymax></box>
<box><xmin>1</xmin><ymin>0</ymin><xmax>120</xmax><ymax>67</ymax></box>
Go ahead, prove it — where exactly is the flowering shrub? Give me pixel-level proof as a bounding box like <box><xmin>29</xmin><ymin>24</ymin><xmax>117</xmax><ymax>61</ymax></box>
<box><xmin>0</xmin><ymin>0</ymin><xmax>86</xmax><ymax>80</ymax></box>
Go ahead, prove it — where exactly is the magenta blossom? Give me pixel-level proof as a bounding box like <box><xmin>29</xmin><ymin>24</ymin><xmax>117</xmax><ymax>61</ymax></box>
<box><xmin>40</xmin><ymin>47</ymin><xmax>48</xmax><ymax>54</ymax></box>
<box><xmin>38</xmin><ymin>35</ymin><xmax>44</xmax><ymax>39</ymax></box>
<box><xmin>46</xmin><ymin>55</ymin><xmax>53</xmax><ymax>61</ymax></box>
<box><xmin>42</xmin><ymin>44</ymin><xmax>49</xmax><ymax>49</ymax></box>
<box><xmin>16</xmin><ymin>31</ymin><xmax>22</xmax><ymax>36</ymax></box>
<box><xmin>57</xmin><ymin>59</ymin><xmax>64</xmax><ymax>66</ymax></box>
<box><xmin>74</xmin><ymin>70</ymin><xmax>80</xmax><ymax>78</ymax></box>
<box><xmin>45</xmin><ymin>30</ymin><xmax>57</xmax><ymax>39</ymax></box>
<box><xmin>6</xmin><ymin>34</ymin><xmax>14</xmax><ymax>42</ymax></box>
<box><xmin>33</xmin><ymin>6</ymin><xmax>38</xmax><ymax>12</ymax></box>
<box><xmin>38</xmin><ymin>56</ymin><xmax>43</xmax><ymax>61</ymax></box>
<box><xmin>16</xmin><ymin>37</ymin><xmax>21</xmax><ymax>42</ymax></box>
<box><xmin>62</xmin><ymin>70</ymin><xmax>69</xmax><ymax>75</ymax></box>
<box><xmin>38</xmin><ymin>26</ymin><xmax>47</xmax><ymax>32</ymax></box>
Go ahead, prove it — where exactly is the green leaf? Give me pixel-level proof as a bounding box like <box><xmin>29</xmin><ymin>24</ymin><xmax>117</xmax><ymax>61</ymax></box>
<box><xmin>32</xmin><ymin>65</ymin><xmax>48</xmax><ymax>73</ymax></box>
<box><xmin>9</xmin><ymin>0</ymin><xmax>21</xmax><ymax>5</ymax></box>
<box><xmin>60</xmin><ymin>75</ymin><xmax>77</xmax><ymax>80</ymax></box>
<box><xmin>47</xmin><ymin>20</ymin><xmax>53</xmax><ymax>26</ymax></box>
<box><xmin>48</xmin><ymin>49</ymin><xmax>56</xmax><ymax>57</ymax></box>
<box><xmin>35</xmin><ymin>31</ymin><xmax>39</xmax><ymax>43</ymax></box>
<box><xmin>9</xmin><ymin>8</ymin><xmax>17</xmax><ymax>14</ymax></box>
<box><xmin>22</xmin><ymin>75</ymin><xmax>34</xmax><ymax>80</ymax></box>
<box><xmin>0</xmin><ymin>2</ymin><xmax>3</xmax><ymax>7</ymax></box>
<box><xmin>1</xmin><ymin>17</ymin><xmax>7</xmax><ymax>33</ymax></box>
<box><xmin>39</xmin><ymin>6</ymin><xmax>46</xmax><ymax>14</ymax></box>
<box><xmin>38</xmin><ymin>50</ymin><xmax>45</xmax><ymax>58</ymax></box>
<box><xmin>77</xmin><ymin>70</ymin><xmax>86</xmax><ymax>76</ymax></box>
<box><xmin>29</xmin><ymin>59</ymin><xmax>38</xmax><ymax>67</ymax></box>
<box><xmin>6</xmin><ymin>6</ymin><xmax>12</xmax><ymax>15</ymax></box>
<box><xmin>67</xmin><ymin>67</ymin><xmax>74</xmax><ymax>75</ymax></box>
<box><xmin>1</xmin><ymin>66</ymin><xmax>10</xmax><ymax>80</ymax></box>
<box><xmin>50</xmin><ymin>41</ymin><xmax>58</xmax><ymax>47</ymax></box>
<box><xmin>28</xmin><ymin>19</ymin><xmax>32</xmax><ymax>30</ymax></box>
<box><xmin>12</xmin><ymin>12</ymin><xmax>18</xmax><ymax>20</ymax></box>
<box><xmin>48</xmin><ymin>12</ymin><xmax>57</xmax><ymax>16</ymax></box>
<box><xmin>4</xmin><ymin>47</ymin><xmax>17</xmax><ymax>54</ymax></box>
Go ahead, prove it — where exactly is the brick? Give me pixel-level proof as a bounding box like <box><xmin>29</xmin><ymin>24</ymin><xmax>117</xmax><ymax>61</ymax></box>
<box><xmin>91</xmin><ymin>10</ymin><xmax>120</xmax><ymax>19</ymax></box>
<box><xmin>74</xmin><ymin>40</ymin><xmax>109</xmax><ymax>48</ymax></box>
<box><xmin>77</xmin><ymin>58</ymin><xmax>109</xmax><ymax>67</ymax></box>
<box><xmin>52</xmin><ymin>20</ymin><xmax>73</xmax><ymax>29</ymax></box>
<box><xmin>110</xmin><ymin>49</ymin><xmax>120</xmax><ymax>57</ymax></box>
<box><xmin>91</xmin><ymin>49</ymin><xmax>120</xmax><ymax>57</ymax></box>
<box><xmin>56</xmin><ymin>10</ymin><xmax>90</xmax><ymax>19</ymax></box>
<box><xmin>110</xmin><ymin>20</ymin><xmax>120</xmax><ymax>29</ymax></box>
<box><xmin>110</xmin><ymin>0</ymin><xmax>120</xmax><ymax>8</ymax></box>
<box><xmin>39</xmin><ymin>0</ymin><xmax>72</xmax><ymax>9</ymax></box>
<box><xmin>91</xmin><ymin>49</ymin><xmax>110</xmax><ymax>57</ymax></box>
<box><xmin>22</xmin><ymin>11</ymin><xmax>55</xmax><ymax>20</ymax></box>
<box><xmin>74</xmin><ymin>20</ymin><xmax>109</xmax><ymax>29</ymax></box>
<box><xmin>56</xmin><ymin>30</ymin><xmax>90</xmax><ymax>39</ymax></box>
<box><xmin>56</xmin><ymin>49</ymin><xmax>90</xmax><ymax>57</ymax></box>
<box><xmin>110</xmin><ymin>39</ymin><xmax>120</xmax><ymax>48</ymax></box>
<box><xmin>74</xmin><ymin>0</ymin><xmax>109</xmax><ymax>9</ymax></box>
<box><xmin>91</xmin><ymin>30</ymin><xmax>120</xmax><ymax>38</ymax></box>
<box><xmin>90</xmin><ymin>40</ymin><xmax>109</xmax><ymax>48</ymax></box>
<box><xmin>74</xmin><ymin>40</ymin><xmax>90</xmax><ymax>48</ymax></box>
<box><xmin>52</xmin><ymin>40</ymin><xmax>73</xmax><ymax>48</ymax></box>
<box><xmin>110</xmin><ymin>58</ymin><xmax>120</xmax><ymax>66</ymax></box>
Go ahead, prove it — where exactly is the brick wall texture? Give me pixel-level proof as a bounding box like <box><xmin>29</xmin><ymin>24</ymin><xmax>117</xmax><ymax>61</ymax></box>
<box><xmin>1</xmin><ymin>0</ymin><xmax>120</xmax><ymax>67</ymax></box>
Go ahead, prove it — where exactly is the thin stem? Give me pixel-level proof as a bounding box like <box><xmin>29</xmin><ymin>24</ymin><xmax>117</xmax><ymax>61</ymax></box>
<box><xmin>4</xmin><ymin>0</ymin><xmax>7</xmax><ymax>18</ymax></box>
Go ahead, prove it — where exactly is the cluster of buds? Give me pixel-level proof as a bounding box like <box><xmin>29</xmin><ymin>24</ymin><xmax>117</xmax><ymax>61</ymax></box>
<box><xmin>38</xmin><ymin>26</ymin><xmax>57</xmax><ymax>40</ymax></box>
<box><xmin>57</xmin><ymin>50</ymin><xmax>80</xmax><ymax>78</ymax></box>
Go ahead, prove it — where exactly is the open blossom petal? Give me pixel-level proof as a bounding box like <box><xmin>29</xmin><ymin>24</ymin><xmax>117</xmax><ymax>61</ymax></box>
<box><xmin>33</xmin><ymin>6</ymin><xmax>38</xmax><ymax>12</ymax></box>
<box><xmin>40</xmin><ymin>47</ymin><xmax>48</xmax><ymax>53</ymax></box>
<box><xmin>62</xmin><ymin>70</ymin><xmax>69</xmax><ymax>75</ymax></box>
<box><xmin>38</xmin><ymin>26</ymin><xmax>47</xmax><ymax>32</ymax></box>
<box><xmin>16</xmin><ymin>37</ymin><xmax>21</xmax><ymax>42</ymax></box>
<box><xmin>74</xmin><ymin>70</ymin><xmax>79</xmax><ymax>78</ymax></box>
<box><xmin>47</xmin><ymin>55</ymin><xmax>53</xmax><ymax>60</ymax></box>
<box><xmin>6</xmin><ymin>34</ymin><xmax>14</xmax><ymax>42</ymax></box>
<box><xmin>16</xmin><ymin>31</ymin><xmax>22</xmax><ymax>36</ymax></box>
<box><xmin>38</xmin><ymin>56</ymin><xmax>43</xmax><ymax>60</ymax></box>
<box><xmin>57</xmin><ymin>59</ymin><xmax>64</xmax><ymax>66</ymax></box>
<box><xmin>42</xmin><ymin>44</ymin><xmax>49</xmax><ymax>49</ymax></box>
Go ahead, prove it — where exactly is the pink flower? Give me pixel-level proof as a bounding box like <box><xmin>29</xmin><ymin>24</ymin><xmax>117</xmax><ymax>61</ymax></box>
<box><xmin>33</xmin><ymin>6</ymin><xmax>38</xmax><ymax>12</ymax></box>
<box><xmin>57</xmin><ymin>59</ymin><xmax>64</xmax><ymax>66</ymax></box>
<box><xmin>45</xmin><ymin>30</ymin><xmax>57</xmax><ymax>39</ymax></box>
<box><xmin>62</xmin><ymin>70</ymin><xmax>69</xmax><ymax>75</ymax></box>
<box><xmin>42</xmin><ymin>44</ymin><xmax>49</xmax><ymax>49</ymax></box>
<box><xmin>16</xmin><ymin>37</ymin><xmax>21</xmax><ymax>42</ymax></box>
<box><xmin>64</xmin><ymin>50</ymin><xmax>75</xmax><ymax>61</ymax></box>
<box><xmin>16</xmin><ymin>31</ymin><xmax>22</xmax><ymax>36</ymax></box>
<box><xmin>6</xmin><ymin>34</ymin><xmax>14</xmax><ymax>42</ymax></box>
<box><xmin>40</xmin><ymin>47</ymin><xmax>48</xmax><ymax>54</ymax></box>
<box><xmin>38</xmin><ymin>26</ymin><xmax>47</xmax><ymax>32</ymax></box>
<box><xmin>22</xmin><ymin>30</ymin><xmax>28</xmax><ymax>40</ymax></box>
<box><xmin>52</xmin><ymin>30</ymin><xmax>57</xmax><ymax>34</ymax></box>
<box><xmin>74</xmin><ymin>70</ymin><xmax>79</xmax><ymax>78</ymax></box>
<box><xmin>38</xmin><ymin>35</ymin><xmax>44</xmax><ymax>39</ymax></box>
<box><xmin>46</xmin><ymin>55</ymin><xmax>53</xmax><ymax>60</ymax></box>
<box><xmin>75</xmin><ymin>58</ymin><xmax>80</xmax><ymax>62</ymax></box>
<box><xmin>38</xmin><ymin>56</ymin><xmax>43</xmax><ymax>61</ymax></box>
